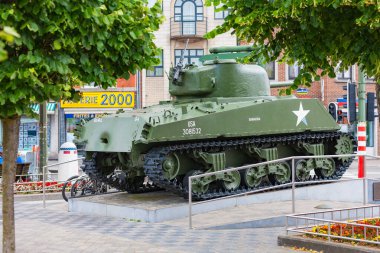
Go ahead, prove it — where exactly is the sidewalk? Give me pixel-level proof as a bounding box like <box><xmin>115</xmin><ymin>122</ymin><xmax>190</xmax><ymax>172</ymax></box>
<box><xmin>1</xmin><ymin>158</ymin><xmax>377</xmax><ymax>252</ymax></box>
<box><xmin>0</xmin><ymin>197</ymin><xmax>368</xmax><ymax>252</ymax></box>
<box><xmin>1</xmin><ymin>200</ymin><xmax>295</xmax><ymax>253</ymax></box>
<box><xmin>166</xmin><ymin>200</ymin><xmax>363</xmax><ymax>229</ymax></box>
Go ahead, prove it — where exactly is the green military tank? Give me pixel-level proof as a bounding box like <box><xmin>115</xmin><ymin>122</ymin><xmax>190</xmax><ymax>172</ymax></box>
<box><xmin>79</xmin><ymin>46</ymin><xmax>355</xmax><ymax>199</ymax></box>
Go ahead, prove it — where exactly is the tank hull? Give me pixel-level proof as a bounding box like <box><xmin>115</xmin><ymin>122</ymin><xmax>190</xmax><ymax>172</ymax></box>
<box><xmin>76</xmin><ymin>47</ymin><xmax>354</xmax><ymax>199</ymax></box>
<box><xmin>82</xmin><ymin>96</ymin><xmax>339</xmax><ymax>152</ymax></box>
<box><xmin>79</xmin><ymin>96</ymin><xmax>354</xmax><ymax>199</ymax></box>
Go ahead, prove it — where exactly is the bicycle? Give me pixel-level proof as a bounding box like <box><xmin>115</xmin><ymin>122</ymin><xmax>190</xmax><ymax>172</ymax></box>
<box><xmin>62</xmin><ymin>174</ymin><xmax>107</xmax><ymax>202</ymax></box>
<box><xmin>61</xmin><ymin>175</ymin><xmax>79</xmax><ymax>202</ymax></box>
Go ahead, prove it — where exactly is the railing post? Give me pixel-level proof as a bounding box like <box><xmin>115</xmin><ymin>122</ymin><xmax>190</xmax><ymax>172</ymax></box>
<box><xmin>40</xmin><ymin>157</ymin><xmax>83</xmax><ymax>207</ymax></box>
<box><xmin>292</xmin><ymin>157</ymin><xmax>295</xmax><ymax>213</ymax></box>
<box><xmin>285</xmin><ymin>216</ymin><xmax>288</xmax><ymax>235</ymax></box>
<box><xmin>189</xmin><ymin>175</ymin><xmax>192</xmax><ymax>229</ymax></box>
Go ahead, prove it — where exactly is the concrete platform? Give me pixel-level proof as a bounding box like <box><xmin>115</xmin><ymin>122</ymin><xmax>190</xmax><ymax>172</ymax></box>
<box><xmin>68</xmin><ymin>178</ymin><xmax>380</xmax><ymax>228</ymax></box>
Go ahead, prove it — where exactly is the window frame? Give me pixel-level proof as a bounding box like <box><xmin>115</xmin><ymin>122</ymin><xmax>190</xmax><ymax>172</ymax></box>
<box><xmin>146</xmin><ymin>51</ymin><xmax>164</xmax><ymax>77</ymax></box>
<box><xmin>336</xmin><ymin>66</ymin><xmax>353</xmax><ymax>81</ymax></box>
<box><xmin>174</xmin><ymin>49</ymin><xmax>204</xmax><ymax>66</ymax></box>
<box><xmin>174</xmin><ymin>0</ymin><xmax>203</xmax><ymax>22</ymax></box>
<box><xmin>288</xmin><ymin>64</ymin><xmax>302</xmax><ymax>80</ymax></box>
<box><xmin>264</xmin><ymin>61</ymin><xmax>276</xmax><ymax>80</ymax></box>
<box><xmin>214</xmin><ymin>5</ymin><xmax>230</xmax><ymax>19</ymax></box>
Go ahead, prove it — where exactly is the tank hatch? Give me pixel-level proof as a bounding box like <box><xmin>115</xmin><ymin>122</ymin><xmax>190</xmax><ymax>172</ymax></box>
<box><xmin>169</xmin><ymin>46</ymin><xmax>270</xmax><ymax>100</ymax></box>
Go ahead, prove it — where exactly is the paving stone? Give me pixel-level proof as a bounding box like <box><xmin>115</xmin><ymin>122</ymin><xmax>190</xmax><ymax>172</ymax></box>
<box><xmin>0</xmin><ymin>199</ymin><xmax>299</xmax><ymax>252</ymax></box>
<box><xmin>7</xmin><ymin>187</ymin><xmax>376</xmax><ymax>253</ymax></box>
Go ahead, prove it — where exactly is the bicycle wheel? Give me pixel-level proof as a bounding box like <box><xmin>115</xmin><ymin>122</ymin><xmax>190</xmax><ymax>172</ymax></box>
<box><xmin>61</xmin><ymin>175</ymin><xmax>79</xmax><ymax>202</ymax></box>
<box><xmin>70</xmin><ymin>176</ymin><xmax>95</xmax><ymax>197</ymax></box>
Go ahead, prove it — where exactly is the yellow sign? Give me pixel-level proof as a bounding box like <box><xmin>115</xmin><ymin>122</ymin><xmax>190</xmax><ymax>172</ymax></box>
<box><xmin>60</xmin><ymin>91</ymin><xmax>135</xmax><ymax>108</ymax></box>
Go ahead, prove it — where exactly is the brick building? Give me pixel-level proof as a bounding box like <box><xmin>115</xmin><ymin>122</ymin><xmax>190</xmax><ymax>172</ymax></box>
<box><xmin>271</xmin><ymin>64</ymin><xmax>379</xmax><ymax>156</ymax></box>
<box><xmin>47</xmin><ymin>0</ymin><xmax>377</xmax><ymax>157</ymax></box>
<box><xmin>140</xmin><ymin>0</ymin><xmax>378</xmax><ymax>155</ymax></box>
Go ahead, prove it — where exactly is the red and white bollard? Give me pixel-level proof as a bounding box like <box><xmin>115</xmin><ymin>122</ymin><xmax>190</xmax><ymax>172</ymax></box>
<box><xmin>357</xmin><ymin>122</ymin><xmax>366</xmax><ymax>178</ymax></box>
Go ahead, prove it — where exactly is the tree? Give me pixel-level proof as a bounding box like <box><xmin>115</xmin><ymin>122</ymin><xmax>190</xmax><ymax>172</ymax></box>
<box><xmin>206</xmin><ymin>0</ymin><xmax>379</xmax><ymax>98</ymax></box>
<box><xmin>0</xmin><ymin>1</ymin><xmax>163</xmax><ymax>252</ymax></box>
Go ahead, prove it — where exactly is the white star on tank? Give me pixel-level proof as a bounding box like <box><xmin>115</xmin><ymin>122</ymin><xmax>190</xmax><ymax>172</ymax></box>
<box><xmin>292</xmin><ymin>102</ymin><xmax>310</xmax><ymax>126</ymax></box>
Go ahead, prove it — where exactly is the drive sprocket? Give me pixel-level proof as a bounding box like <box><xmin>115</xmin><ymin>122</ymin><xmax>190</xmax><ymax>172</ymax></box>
<box><xmin>335</xmin><ymin>134</ymin><xmax>355</xmax><ymax>163</ymax></box>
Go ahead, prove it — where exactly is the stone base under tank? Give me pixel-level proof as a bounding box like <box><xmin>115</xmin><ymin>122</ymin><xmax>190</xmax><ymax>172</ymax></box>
<box><xmin>68</xmin><ymin>179</ymin><xmax>379</xmax><ymax>224</ymax></box>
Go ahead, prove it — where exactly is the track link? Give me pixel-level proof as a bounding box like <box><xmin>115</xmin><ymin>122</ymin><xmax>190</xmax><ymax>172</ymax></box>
<box><xmin>81</xmin><ymin>155</ymin><xmax>161</xmax><ymax>196</ymax></box>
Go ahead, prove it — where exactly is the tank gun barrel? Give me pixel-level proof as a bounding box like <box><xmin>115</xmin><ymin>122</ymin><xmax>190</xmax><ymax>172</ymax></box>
<box><xmin>200</xmin><ymin>46</ymin><xmax>254</xmax><ymax>63</ymax></box>
<box><xmin>209</xmin><ymin>46</ymin><xmax>253</xmax><ymax>54</ymax></box>
<box><xmin>269</xmin><ymin>81</ymin><xmax>294</xmax><ymax>88</ymax></box>
<box><xmin>173</xmin><ymin>39</ymin><xmax>189</xmax><ymax>85</ymax></box>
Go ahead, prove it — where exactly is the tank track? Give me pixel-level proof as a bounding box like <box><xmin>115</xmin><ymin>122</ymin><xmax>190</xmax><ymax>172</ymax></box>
<box><xmin>143</xmin><ymin>132</ymin><xmax>355</xmax><ymax>200</ymax></box>
<box><xmin>81</xmin><ymin>155</ymin><xmax>161</xmax><ymax>195</ymax></box>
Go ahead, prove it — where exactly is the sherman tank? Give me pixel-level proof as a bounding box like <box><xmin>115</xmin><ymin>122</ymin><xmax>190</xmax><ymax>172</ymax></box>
<box><xmin>78</xmin><ymin>46</ymin><xmax>355</xmax><ymax>199</ymax></box>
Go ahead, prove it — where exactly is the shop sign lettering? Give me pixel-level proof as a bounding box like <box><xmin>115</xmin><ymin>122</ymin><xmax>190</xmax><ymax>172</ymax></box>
<box><xmin>60</xmin><ymin>92</ymin><xmax>135</xmax><ymax>108</ymax></box>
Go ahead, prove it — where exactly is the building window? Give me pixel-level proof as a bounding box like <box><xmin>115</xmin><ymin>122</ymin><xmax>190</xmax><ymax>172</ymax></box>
<box><xmin>174</xmin><ymin>0</ymin><xmax>203</xmax><ymax>35</ymax></box>
<box><xmin>214</xmin><ymin>5</ymin><xmax>230</xmax><ymax>19</ymax></box>
<box><xmin>337</xmin><ymin>67</ymin><xmax>352</xmax><ymax>80</ymax></box>
<box><xmin>174</xmin><ymin>49</ymin><xmax>204</xmax><ymax>66</ymax></box>
<box><xmin>264</xmin><ymin>61</ymin><xmax>276</xmax><ymax>80</ymax></box>
<box><xmin>146</xmin><ymin>51</ymin><xmax>163</xmax><ymax>77</ymax></box>
<box><xmin>288</xmin><ymin>63</ymin><xmax>301</xmax><ymax>80</ymax></box>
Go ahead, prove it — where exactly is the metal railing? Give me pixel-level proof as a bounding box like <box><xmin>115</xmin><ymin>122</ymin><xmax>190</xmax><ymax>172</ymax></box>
<box><xmin>286</xmin><ymin>205</ymin><xmax>380</xmax><ymax>245</ymax></box>
<box><xmin>0</xmin><ymin>157</ymin><xmax>85</xmax><ymax>206</ymax></box>
<box><xmin>188</xmin><ymin>154</ymin><xmax>380</xmax><ymax>229</ymax></box>
<box><xmin>42</xmin><ymin>157</ymin><xmax>85</xmax><ymax>207</ymax></box>
<box><xmin>170</xmin><ymin>17</ymin><xmax>207</xmax><ymax>39</ymax></box>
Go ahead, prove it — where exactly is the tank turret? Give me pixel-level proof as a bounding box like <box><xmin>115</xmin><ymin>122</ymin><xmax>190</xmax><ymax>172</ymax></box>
<box><xmin>169</xmin><ymin>46</ymin><xmax>270</xmax><ymax>99</ymax></box>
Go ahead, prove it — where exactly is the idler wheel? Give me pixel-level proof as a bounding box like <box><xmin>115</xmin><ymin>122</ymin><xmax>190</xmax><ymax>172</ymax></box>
<box><xmin>315</xmin><ymin>158</ymin><xmax>336</xmax><ymax>178</ymax></box>
<box><xmin>162</xmin><ymin>153</ymin><xmax>180</xmax><ymax>180</ymax></box>
<box><xmin>295</xmin><ymin>159</ymin><xmax>309</xmax><ymax>181</ymax></box>
<box><xmin>243</xmin><ymin>165</ymin><xmax>264</xmax><ymax>188</ymax></box>
<box><xmin>183</xmin><ymin>170</ymin><xmax>209</xmax><ymax>194</ymax></box>
<box><xmin>269</xmin><ymin>162</ymin><xmax>291</xmax><ymax>185</ymax></box>
<box><xmin>222</xmin><ymin>170</ymin><xmax>241</xmax><ymax>191</ymax></box>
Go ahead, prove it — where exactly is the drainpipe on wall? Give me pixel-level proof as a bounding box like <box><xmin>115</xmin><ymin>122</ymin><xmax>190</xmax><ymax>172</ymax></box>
<box><xmin>320</xmin><ymin>79</ymin><xmax>325</xmax><ymax>102</ymax></box>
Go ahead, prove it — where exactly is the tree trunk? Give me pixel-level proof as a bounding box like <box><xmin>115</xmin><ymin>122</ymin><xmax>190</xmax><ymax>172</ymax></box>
<box><xmin>39</xmin><ymin>101</ymin><xmax>47</xmax><ymax>180</ymax></box>
<box><xmin>2</xmin><ymin>116</ymin><xmax>20</xmax><ymax>253</ymax></box>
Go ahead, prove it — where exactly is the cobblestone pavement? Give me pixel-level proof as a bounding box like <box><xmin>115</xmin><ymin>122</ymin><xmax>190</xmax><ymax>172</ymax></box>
<box><xmin>1</xmin><ymin>158</ymin><xmax>377</xmax><ymax>252</ymax></box>
<box><xmin>0</xmin><ymin>200</ymin><xmax>295</xmax><ymax>253</ymax></box>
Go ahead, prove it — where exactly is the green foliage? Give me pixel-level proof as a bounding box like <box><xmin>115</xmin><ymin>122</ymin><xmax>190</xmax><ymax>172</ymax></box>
<box><xmin>0</xmin><ymin>26</ymin><xmax>19</xmax><ymax>62</ymax></box>
<box><xmin>0</xmin><ymin>0</ymin><xmax>163</xmax><ymax>118</ymax></box>
<box><xmin>206</xmin><ymin>0</ymin><xmax>380</xmax><ymax>92</ymax></box>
